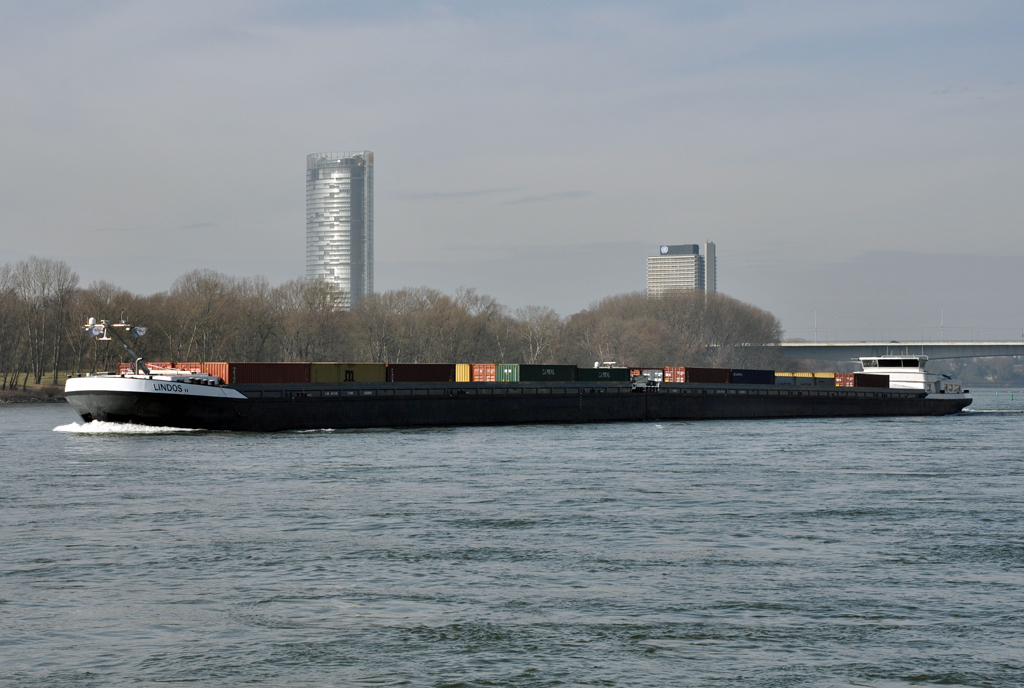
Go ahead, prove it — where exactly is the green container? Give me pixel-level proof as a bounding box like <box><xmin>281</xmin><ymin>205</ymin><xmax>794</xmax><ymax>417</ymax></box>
<box><xmin>576</xmin><ymin>367</ymin><xmax>631</xmax><ymax>382</ymax></box>
<box><xmin>496</xmin><ymin>364</ymin><xmax>520</xmax><ymax>382</ymax></box>
<box><xmin>519</xmin><ymin>364</ymin><xmax>577</xmax><ymax>382</ymax></box>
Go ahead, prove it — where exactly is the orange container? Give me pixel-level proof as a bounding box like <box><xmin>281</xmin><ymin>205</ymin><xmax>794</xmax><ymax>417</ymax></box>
<box><xmin>201</xmin><ymin>362</ymin><xmax>229</xmax><ymax>383</ymax></box>
<box><xmin>663</xmin><ymin>366</ymin><xmax>687</xmax><ymax>383</ymax></box>
<box><xmin>471</xmin><ymin>363</ymin><xmax>497</xmax><ymax>382</ymax></box>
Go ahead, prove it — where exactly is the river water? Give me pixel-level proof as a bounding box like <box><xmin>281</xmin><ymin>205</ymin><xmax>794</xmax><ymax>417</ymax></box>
<box><xmin>2</xmin><ymin>392</ymin><xmax>1022</xmax><ymax>686</ymax></box>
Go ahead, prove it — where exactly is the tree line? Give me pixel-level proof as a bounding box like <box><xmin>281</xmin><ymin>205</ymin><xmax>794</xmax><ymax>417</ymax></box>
<box><xmin>0</xmin><ymin>256</ymin><xmax>785</xmax><ymax>389</ymax></box>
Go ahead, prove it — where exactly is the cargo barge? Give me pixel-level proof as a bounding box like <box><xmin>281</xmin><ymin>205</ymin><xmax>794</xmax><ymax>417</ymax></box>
<box><xmin>63</xmin><ymin>319</ymin><xmax>971</xmax><ymax>431</ymax></box>
<box><xmin>64</xmin><ymin>376</ymin><xmax>970</xmax><ymax>432</ymax></box>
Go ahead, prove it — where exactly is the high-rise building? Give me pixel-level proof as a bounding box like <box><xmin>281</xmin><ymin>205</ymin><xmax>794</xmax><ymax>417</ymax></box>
<box><xmin>306</xmin><ymin>151</ymin><xmax>374</xmax><ymax>308</ymax></box>
<box><xmin>647</xmin><ymin>242</ymin><xmax>716</xmax><ymax>296</ymax></box>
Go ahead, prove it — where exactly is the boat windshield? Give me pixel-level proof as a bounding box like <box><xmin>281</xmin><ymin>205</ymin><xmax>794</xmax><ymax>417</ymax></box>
<box><xmin>862</xmin><ymin>358</ymin><xmax>923</xmax><ymax>368</ymax></box>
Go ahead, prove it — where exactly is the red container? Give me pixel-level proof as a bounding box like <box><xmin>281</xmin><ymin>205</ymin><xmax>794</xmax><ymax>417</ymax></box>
<box><xmin>853</xmin><ymin>373</ymin><xmax>889</xmax><ymax>388</ymax></box>
<box><xmin>835</xmin><ymin>373</ymin><xmax>856</xmax><ymax>387</ymax></box>
<box><xmin>663</xmin><ymin>366</ymin><xmax>687</xmax><ymax>383</ymax></box>
<box><xmin>229</xmin><ymin>362</ymin><xmax>311</xmax><ymax>384</ymax></box>
<box><xmin>386</xmin><ymin>363</ymin><xmax>457</xmax><ymax>383</ymax></box>
<box><xmin>471</xmin><ymin>363</ymin><xmax>496</xmax><ymax>382</ymax></box>
<box><xmin>681</xmin><ymin>367</ymin><xmax>731</xmax><ymax>384</ymax></box>
<box><xmin>201</xmin><ymin>362</ymin><xmax>229</xmax><ymax>383</ymax></box>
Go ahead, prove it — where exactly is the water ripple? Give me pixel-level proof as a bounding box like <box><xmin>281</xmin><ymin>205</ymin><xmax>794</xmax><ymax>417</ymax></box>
<box><xmin>1</xmin><ymin>392</ymin><xmax>1022</xmax><ymax>686</ymax></box>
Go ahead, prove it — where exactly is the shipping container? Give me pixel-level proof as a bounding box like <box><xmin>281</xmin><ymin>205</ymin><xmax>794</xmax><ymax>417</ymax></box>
<box><xmin>386</xmin><ymin>363</ymin><xmax>457</xmax><ymax>383</ymax></box>
<box><xmin>793</xmin><ymin>372</ymin><xmax>815</xmax><ymax>386</ymax></box>
<box><xmin>201</xmin><ymin>362</ymin><xmax>229</xmax><ymax>383</ymax></box>
<box><xmin>496</xmin><ymin>364</ymin><xmax>520</xmax><ymax>383</ymax></box>
<box><xmin>471</xmin><ymin>363</ymin><xmax>497</xmax><ymax>382</ymax></box>
<box><xmin>641</xmin><ymin>368</ymin><xmax>665</xmax><ymax>382</ymax></box>
<box><xmin>311</xmin><ymin>363</ymin><xmax>386</xmax><ymax>383</ymax></box>
<box><xmin>663</xmin><ymin>366</ymin><xmax>687</xmax><ymax>383</ymax></box>
<box><xmin>519</xmin><ymin>364</ymin><xmax>576</xmax><ymax>382</ymax></box>
<box><xmin>813</xmin><ymin>373</ymin><xmax>836</xmax><ymax>387</ymax></box>
<box><xmin>854</xmin><ymin>373</ymin><xmax>889</xmax><ymax>388</ymax></box>
<box><xmin>774</xmin><ymin>372</ymin><xmax>795</xmax><ymax>385</ymax></box>
<box><xmin>229</xmin><ymin>362</ymin><xmax>311</xmax><ymax>384</ymax></box>
<box><xmin>729</xmin><ymin>369</ymin><xmax>775</xmax><ymax>385</ymax></box>
<box><xmin>455</xmin><ymin>363</ymin><xmax>471</xmax><ymax>383</ymax></box>
<box><xmin>835</xmin><ymin>373</ymin><xmax>856</xmax><ymax>387</ymax></box>
<box><xmin>576</xmin><ymin>367</ymin><xmax>631</xmax><ymax>382</ymax></box>
<box><xmin>682</xmin><ymin>367</ymin><xmax>731</xmax><ymax>384</ymax></box>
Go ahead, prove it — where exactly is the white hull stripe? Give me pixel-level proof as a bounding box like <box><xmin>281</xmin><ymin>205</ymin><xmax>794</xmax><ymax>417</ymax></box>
<box><xmin>66</xmin><ymin>377</ymin><xmax>248</xmax><ymax>400</ymax></box>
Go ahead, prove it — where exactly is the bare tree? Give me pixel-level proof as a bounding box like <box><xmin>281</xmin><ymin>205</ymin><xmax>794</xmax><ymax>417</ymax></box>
<box><xmin>276</xmin><ymin>279</ymin><xmax>344</xmax><ymax>361</ymax></box>
<box><xmin>515</xmin><ymin>305</ymin><xmax>562</xmax><ymax>364</ymax></box>
<box><xmin>235</xmin><ymin>276</ymin><xmax>281</xmax><ymax>361</ymax></box>
<box><xmin>0</xmin><ymin>260</ymin><xmax>788</xmax><ymax>378</ymax></box>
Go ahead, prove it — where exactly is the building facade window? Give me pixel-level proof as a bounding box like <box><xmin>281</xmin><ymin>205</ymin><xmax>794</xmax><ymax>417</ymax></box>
<box><xmin>306</xmin><ymin>151</ymin><xmax>374</xmax><ymax>309</ymax></box>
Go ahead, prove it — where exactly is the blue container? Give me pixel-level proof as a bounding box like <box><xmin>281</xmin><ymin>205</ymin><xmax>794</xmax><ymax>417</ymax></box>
<box><xmin>729</xmin><ymin>369</ymin><xmax>775</xmax><ymax>385</ymax></box>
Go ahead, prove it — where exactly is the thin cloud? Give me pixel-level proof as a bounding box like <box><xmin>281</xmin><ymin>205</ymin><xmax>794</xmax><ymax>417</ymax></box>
<box><xmin>393</xmin><ymin>187</ymin><xmax>523</xmax><ymax>201</ymax></box>
<box><xmin>92</xmin><ymin>226</ymin><xmax>150</xmax><ymax>234</ymax></box>
<box><xmin>504</xmin><ymin>190</ymin><xmax>592</xmax><ymax>205</ymax></box>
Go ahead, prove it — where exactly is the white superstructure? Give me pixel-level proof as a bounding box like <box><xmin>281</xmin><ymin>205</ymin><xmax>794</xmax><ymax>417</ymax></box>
<box><xmin>859</xmin><ymin>356</ymin><xmax>964</xmax><ymax>396</ymax></box>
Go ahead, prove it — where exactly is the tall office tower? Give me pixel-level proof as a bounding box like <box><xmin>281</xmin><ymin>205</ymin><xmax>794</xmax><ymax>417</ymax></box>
<box><xmin>647</xmin><ymin>243</ymin><xmax>717</xmax><ymax>296</ymax></box>
<box><xmin>306</xmin><ymin>151</ymin><xmax>374</xmax><ymax>309</ymax></box>
<box><xmin>704</xmin><ymin>241</ymin><xmax>716</xmax><ymax>294</ymax></box>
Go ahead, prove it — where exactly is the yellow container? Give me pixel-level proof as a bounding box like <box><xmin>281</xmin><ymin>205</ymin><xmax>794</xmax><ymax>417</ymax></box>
<box><xmin>455</xmin><ymin>363</ymin><xmax>471</xmax><ymax>382</ymax></box>
<box><xmin>813</xmin><ymin>372</ymin><xmax>835</xmax><ymax>378</ymax></box>
<box><xmin>793</xmin><ymin>372</ymin><xmax>813</xmax><ymax>377</ymax></box>
<box><xmin>775</xmin><ymin>372</ymin><xmax>794</xmax><ymax>377</ymax></box>
<box><xmin>311</xmin><ymin>363</ymin><xmax>387</xmax><ymax>383</ymax></box>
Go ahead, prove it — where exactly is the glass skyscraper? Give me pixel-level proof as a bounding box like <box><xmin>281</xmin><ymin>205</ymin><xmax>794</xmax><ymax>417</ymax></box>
<box><xmin>306</xmin><ymin>151</ymin><xmax>374</xmax><ymax>308</ymax></box>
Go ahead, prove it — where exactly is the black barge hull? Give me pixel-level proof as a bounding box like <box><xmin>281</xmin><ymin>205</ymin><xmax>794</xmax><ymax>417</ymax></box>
<box><xmin>66</xmin><ymin>382</ymin><xmax>972</xmax><ymax>431</ymax></box>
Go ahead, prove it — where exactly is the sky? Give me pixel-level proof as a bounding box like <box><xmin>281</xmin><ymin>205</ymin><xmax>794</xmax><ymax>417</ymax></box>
<box><xmin>1</xmin><ymin>0</ymin><xmax>1022</xmax><ymax>339</ymax></box>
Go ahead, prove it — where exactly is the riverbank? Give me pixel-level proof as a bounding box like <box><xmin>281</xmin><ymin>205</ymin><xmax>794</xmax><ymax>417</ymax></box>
<box><xmin>0</xmin><ymin>387</ymin><xmax>66</xmax><ymax>403</ymax></box>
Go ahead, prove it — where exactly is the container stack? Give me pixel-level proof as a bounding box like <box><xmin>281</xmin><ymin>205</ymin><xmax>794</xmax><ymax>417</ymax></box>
<box><xmin>496</xmin><ymin>364</ymin><xmax>520</xmax><ymax>382</ymax></box>
<box><xmin>229</xmin><ymin>363</ymin><xmax>311</xmax><ymax>384</ymax></box>
<box><xmin>120</xmin><ymin>359</ymin><xmax>874</xmax><ymax>389</ymax></box>
<box><xmin>577</xmin><ymin>367</ymin><xmax>631</xmax><ymax>381</ymax></box>
<box><xmin>663</xmin><ymin>367</ymin><xmax>687</xmax><ymax>383</ymax></box>
<box><xmin>471</xmin><ymin>364</ymin><xmax>497</xmax><ymax>382</ymax></box>
<box><xmin>519</xmin><ymin>365</ymin><xmax>577</xmax><ymax>382</ymax></box>
<box><xmin>680</xmin><ymin>367</ymin><xmax>731</xmax><ymax>384</ymax></box>
<box><xmin>310</xmin><ymin>363</ymin><xmax>386</xmax><ymax>383</ymax></box>
<box><xmin>386</xmin><ymin>364</ymin><xmax>457</xmax><ymax>383</ymax></box>
<box><xmin>729</xmin><ymin>369</ymin><xmax>775</xmax><ymax>385</ymax></box>
<box><xmin>813</xmin><ymin>372</ymin><xmax>836</xmax><ymax>387</ymax></box>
